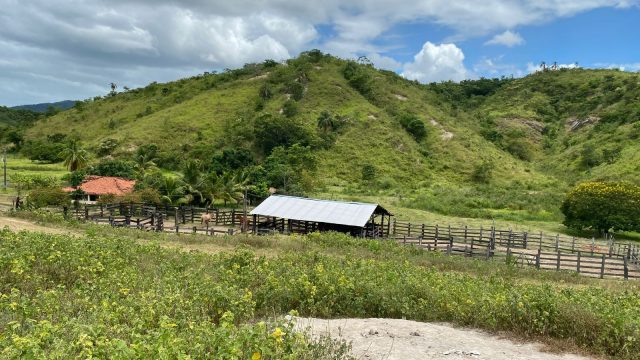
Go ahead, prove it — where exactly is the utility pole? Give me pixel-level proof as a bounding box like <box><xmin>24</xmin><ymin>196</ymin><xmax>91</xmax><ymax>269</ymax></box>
<box><xmin>2</xmin><ymin>149</ymin><xmax>6</xmax><ymax>189</ymax></box>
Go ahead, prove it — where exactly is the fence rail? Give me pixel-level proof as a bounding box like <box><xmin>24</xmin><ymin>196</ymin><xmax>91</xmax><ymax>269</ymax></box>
<box><xmin>59</xmin><ymin>203</ymin><xmax>640</xmax><ymax>280</ymax></box>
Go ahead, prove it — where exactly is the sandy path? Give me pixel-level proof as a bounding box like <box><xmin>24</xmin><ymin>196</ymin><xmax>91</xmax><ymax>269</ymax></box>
<box><xmin>0</xmin><ymin>216</ymin><xmax>79</xmax><ymax>235</ymax></box>
<box><xmin>297</xmin><ymin>318</ymin><xmax>593</xmax><ymax>360</ymax></box>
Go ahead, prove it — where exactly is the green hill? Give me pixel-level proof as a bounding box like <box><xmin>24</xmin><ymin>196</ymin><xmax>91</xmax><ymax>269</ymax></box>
<box><xmin>19</xmin><ymin>52</ymin><xmax>640</xmax><ymax>222</ymax></box>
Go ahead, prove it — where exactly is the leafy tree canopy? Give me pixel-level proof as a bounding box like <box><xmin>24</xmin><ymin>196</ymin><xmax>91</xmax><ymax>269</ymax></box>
<box><xmin>561</xmin><ymin>181</ymin><xmax>640</xmax><ymax>233</ymax></box>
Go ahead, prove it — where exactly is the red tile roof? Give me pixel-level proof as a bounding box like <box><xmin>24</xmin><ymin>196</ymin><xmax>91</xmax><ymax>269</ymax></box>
<box><xmin>63</xmin><ymin>176</ymin><xmax>136</xmax><ymax>196</ymax></box>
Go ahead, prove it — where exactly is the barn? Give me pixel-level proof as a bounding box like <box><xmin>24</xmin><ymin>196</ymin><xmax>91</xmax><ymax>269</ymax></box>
<box><xmin>250</xmin><ymin>195</ymin><xmax>392</xmax><ymax>238</ymax></box>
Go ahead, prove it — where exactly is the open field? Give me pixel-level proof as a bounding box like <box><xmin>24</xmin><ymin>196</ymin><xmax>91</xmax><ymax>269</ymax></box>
<box><xmin>1</xmin><ymin>222</ymin><xmax>639</xmax><ymax>359</ymax></box>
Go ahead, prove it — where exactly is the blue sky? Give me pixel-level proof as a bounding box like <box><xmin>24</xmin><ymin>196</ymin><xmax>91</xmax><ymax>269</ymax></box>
<box><xmin>1</xmin><ymin>0</ymin><xmax>639</xmax><ymax>106</ymax></box>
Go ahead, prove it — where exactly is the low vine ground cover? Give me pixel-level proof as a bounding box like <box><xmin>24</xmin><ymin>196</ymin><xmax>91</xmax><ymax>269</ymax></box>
<box><xmin>1</xmin><ymin>229</ymin><xmax>640</xmax><ymax>359</ymax></box>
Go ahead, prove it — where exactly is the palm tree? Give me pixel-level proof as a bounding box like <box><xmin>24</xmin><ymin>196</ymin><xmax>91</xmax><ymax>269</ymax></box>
<box><xmin>133</xmin><ymin>154</ymin><xmax>157</xmax><ymax>178</ymax></box>
<box><xmin>158</xmin><ymin>176</ymin><xmax>187</xmax><ymax>205</ymax></box>
<box><xmin>59</xmin><ymin>140</ymin><xmax>89</xmax><ymax>172</ymax></box>
<box><xmin>539</xmin><ymin>61</ymin><xmax>546</xmax><ymax>71</ymax></box>
<box><xmin>317</xmin><ymin>111</ymin><xmax>334</xmax><ymax>133</ymax></box>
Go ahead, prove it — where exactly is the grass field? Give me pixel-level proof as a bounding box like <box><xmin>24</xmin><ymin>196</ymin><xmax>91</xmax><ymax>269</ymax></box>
<box><xmin>1</xmin><ymin>217</ymin><xmax>639</xmax><ymax>359</ymax></box>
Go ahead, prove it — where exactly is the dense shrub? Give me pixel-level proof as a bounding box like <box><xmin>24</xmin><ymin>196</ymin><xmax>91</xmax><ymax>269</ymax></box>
<box><xmin>26</xmin><ymin>187</ymin><xmax>70</xmax><ymax>208</ymax></box>
<box><xmin>561</xmin><ymin>181</ymin><xmax>640</xmax><ymax>233</ymax></box>
<box><xmin>471</xmin><ymin>161</ymin><xmax>494</xmax><ymax>183</ymax></box>
<box><xmin>21</xmin><ymin>140</ymin><xmax>65</xmax><ymax>163</ymax></box>
<box><xmin>361</xmin><ymin>163</ymin><xmax>376</xmax><ymax>181</ymax></box>
<box><xmin>91</xmin><ymin>159</ymin><xmax>136</xmax><ymax>179</ymax></box>
<box><xmin>398</xmin><ymin>113</ymin><xmax>427</xmax><ymax>141</ymax></box>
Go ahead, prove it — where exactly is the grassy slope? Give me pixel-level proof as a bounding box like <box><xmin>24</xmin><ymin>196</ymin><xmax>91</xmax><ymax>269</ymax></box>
<box><xmin>23</xmin><ymin>56</ymin><xmax>640</xmax><ymax>225</ymax></box>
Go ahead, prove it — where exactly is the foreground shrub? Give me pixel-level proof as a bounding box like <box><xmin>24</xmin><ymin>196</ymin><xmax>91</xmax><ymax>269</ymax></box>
<box><xmin>1</xmin><ymin>230</ymin><xmax>639</xmax><ymax>358</ymax></box>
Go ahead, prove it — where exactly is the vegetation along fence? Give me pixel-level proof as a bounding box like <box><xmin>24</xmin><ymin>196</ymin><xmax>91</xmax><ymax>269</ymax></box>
<box><xmin>64</xmin><ymin>203</ymin><xmax>639</xmax><ymax>279</ymax></box>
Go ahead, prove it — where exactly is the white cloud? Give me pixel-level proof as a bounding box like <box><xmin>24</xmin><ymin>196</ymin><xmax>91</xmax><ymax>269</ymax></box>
<box><xmin>1</xmin><ymin>0</ymin><xmax>639</xmax><ymax>104</ymax></box>
<box><xmin>485</xmin><ymin>30</ymin><xmax>525</xmax><ymax>47</ymax></box>
<box><xmin>593</xmin><ymin>62</ymin><xmax>640</xmax><ymax>71</ymax></box>
<box><xmin>526</xmin><ymin>62</ymin><xmax>579</xmax><ymax>73</ymax></box>
<box><xmin>401</xmin><ymin>42</ymin><xmax>468</xmax><ymax>83</ymax></box>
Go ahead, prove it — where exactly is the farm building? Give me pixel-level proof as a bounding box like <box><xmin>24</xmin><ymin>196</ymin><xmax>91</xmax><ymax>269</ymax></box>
<box><xmin>250</xmin><ymin>195</ymin><xmax>392</xmax><ymax>237</ymax></box>
<box><xmin>63</xmin><ymin>176</ymin><xmax>136</xmax><ymax>203</ymax></box>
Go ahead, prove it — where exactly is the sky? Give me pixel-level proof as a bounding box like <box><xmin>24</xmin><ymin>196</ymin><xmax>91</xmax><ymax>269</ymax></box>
<box><xmin>1</xmin><ymin>0</ymin><xmax>639</xmax><ymax>106</ymax></box>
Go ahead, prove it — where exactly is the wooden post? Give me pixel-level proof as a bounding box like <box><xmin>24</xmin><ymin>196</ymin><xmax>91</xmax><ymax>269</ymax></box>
<box><xmin>84</xmin><ymin>206</ymin><xmax>89</xmax><ymax>220</ymax></box>
<box><xmin>231</xmin><ymin>209</ymin><xmax>236</xmax><ymax>226</ymax></box>
<box><xmin>572</xmin><ymin>237</ymin><xmax>576</xmax><ymax>253</ymax></box>
<box><xmin>392</xmin><ymin>219</ymin><xmax>397</xmax><ymax>236</ymax></box>
<box><xmin>193</xmin><ymin>226</ymin><xmax>197</xmax><ymax>234</ymax></box>
<box><xmin>470</xmin><ymin>236</ymin><xmax>474</xmax><ymax>250</ymax></box>
<box><xmin>491</xmin><ymin>227</ymin><xmax>496</xmax><ymax>250</ymax></box>
<box><xmin>403</xmin><ymin>235</ymin><xmax>407</xmax><ymax>245</ymax></box>
<box><xmin>190</xmin><ymin>207</ymin><xmax>195</xmax><ymax>223</ymax></box>
<box><xmin>466</xmin><ymin>225</ymin><xmax>469</xmax><ymax>242</ymax></box>
<box><xmin>386</xmin><ymin>215</ymin><xmax>391</xmax><ymax>238</ymax></box>
<box><xmin>408</xmin><ymin>222</ymin><xmax>412</xmax><ymax>236</ymax></box>
<box><xmin>418</xmin><ymin>235</ymin><xmax>422</xmax><ymax>247</ymax></box>
<box><xmin>435</xmin><ymin>225</ymin><xmax>439</xmax><ymax>242</ymax></box>
<box><xmin>506</xmin><ymin>247</ymin><xmax>512</xmax><ymax>264</ymax></box>
<box><xmin>448</xmin><ymin>225</ymin><xmax>451</xmax><ymax>244</ymax></box>
<box><xmin>381</xmin><ymin>215</ymin><xmax>385</xmax><ymax>238</ymax></box>
<box><xmin>555</xmin><ymin>234</ymin><xmax>559</xmax><ymax>252</ymax></box>
<box><xmin>523</xmin><ymin>232</ymin><xmax>528</xmax><ymax>249</ymax></box>
<box><xmin>577</xmin><ymin>251</ymin><xmax>581</xmax><ymax>273</ymax></box>
<box><xmin>100</xmin><ymin>204</ymin><xmax>104</xmax><ymax>217</ymax></box>
<box><xmin>446</xmin><ymin>244</ymin><xmax>452</xmax><ymax>255</ymax></box>
<box><xmin>215</xmin><ymin>208</ymin><xmax>219</xmax><ymax>225</ymax></box>
<box><xmin>252</xmin><ymin>214</ymin><xmax>257</xmax><ymax>234</ymax></box>
<box><xmin>536</xmin><ymin>249</ymin><xmax>541</xmax><ymax>269</ymax></box>
<box><xmin>624</xmin><ymin>256</ymin><xmax>629</xmax><ymax>280</ymax></box>
<box><xmin>485</xmin><ymin>241</ymin><xmax>491</xmax><ymax>259</ymax></box>
<box><xmin>539</xmin><ymin>231</ymin><xmax>543</xmax><ymax>250</ymax></box>
<box><xmin>421</xmin><ymin>223</ymin><xmax>425</xmax><ymax>239</ymax></box>
<box><xmin>600</xmin><ymin>254</ymin><xmax>605</xmax><ymax>279</ymax></box>
<box><xmin>175</xmin><ymin>225</ymin><xmax>179</xmax><ymax>234</ymax></box>
<box><xmin>556</xmin><ymin>252</ymin><xmax>561</xmax><ymax>271</ymax></box>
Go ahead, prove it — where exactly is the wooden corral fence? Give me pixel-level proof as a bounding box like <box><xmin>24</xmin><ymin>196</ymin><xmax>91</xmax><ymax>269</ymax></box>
<box><xmin>67</xmin><ymin>203</ymin><xmax>252</xmax><ymax>236</ymax></box>
<box><xmin>62</xmin><ymin>203</ymin><xmax>640</xmax><ymax>279</ymax></box>
<box><xmin>392</xmin><ymin>221</ymin><xmax>640</xmax><ymax>280</ymax></box>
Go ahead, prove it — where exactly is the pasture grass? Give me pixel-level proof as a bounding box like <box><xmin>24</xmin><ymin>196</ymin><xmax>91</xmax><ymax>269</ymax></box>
<box><xmin>1</xmin><ymin>227</ymin><xmax>639</xmax><ymax>359</ymax></box>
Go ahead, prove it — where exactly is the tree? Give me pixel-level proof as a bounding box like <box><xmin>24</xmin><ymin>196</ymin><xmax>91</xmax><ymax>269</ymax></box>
<box><xmin>264</xmin><ymin>144</ymin><xmax>316</xmax><ymax>194</ymax></box>
<box><xmin>561</xmin><ymin>182</ymin><xmax>640</xmax><ymax>234</ymax></box>
<box><xmin>133</xmin><ymin>144</ymin><xmax>158</xmax><ymax>178</ymax></box>
<box><xmin>59</xmin><ymin>140</ymin><xmax>89</xmax><ymax>172</ymax></box>
<box><xmin>316</xmin><ymin>111</ymin><xmax>334</xmax><ymax>133</ymax></box>
<box><xmin>253</xmin><ymin>114</ymin><xmax>311</xmax><ymax>155</ymax></box>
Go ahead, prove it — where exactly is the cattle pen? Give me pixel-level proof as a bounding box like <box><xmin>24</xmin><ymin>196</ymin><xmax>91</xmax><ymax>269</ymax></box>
<box><xmin>62</xmin><ymin>200</ymin><xmax>640</xmax><ymax>280</ymax></box>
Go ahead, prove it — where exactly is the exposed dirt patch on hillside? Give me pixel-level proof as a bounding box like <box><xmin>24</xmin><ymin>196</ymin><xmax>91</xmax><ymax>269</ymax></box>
<box><xmin>566</xmin><ymin>116</ymin><xmax>600</xmax><ymax>131</ymax></box>
<box><xmin>297</xmin><ymin>318</ymin><xmax>594</xmax><ymax>360</ymax></box>
<box><xmin>430</xmin><ymin>119</ymin><xmax>455</xmax><ymax>140</ymax></box>
<box><xmin>394</xmin><ymin>94</ymin><xmax>408</xmax><ymax>101</ymax></box>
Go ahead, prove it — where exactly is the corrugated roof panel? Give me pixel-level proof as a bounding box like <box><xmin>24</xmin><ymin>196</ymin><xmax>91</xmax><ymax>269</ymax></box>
<box><xmin>250</xmin><ymin>195</ymin><xmax>382</xmax><ymax>227</ymax></box>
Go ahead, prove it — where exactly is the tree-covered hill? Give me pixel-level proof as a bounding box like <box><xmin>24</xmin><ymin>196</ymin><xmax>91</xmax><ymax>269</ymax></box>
<box><xmin>16</xmin><ymin>51</ymin><xmax>640</xmax><ymax>222</ymax></box>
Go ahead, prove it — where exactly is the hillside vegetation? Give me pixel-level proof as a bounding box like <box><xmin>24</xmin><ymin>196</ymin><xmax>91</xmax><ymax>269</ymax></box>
<box><xmin>18</xmin><ymin>51</ymin><xmax>640</xmax><ymax>222</ymax></box>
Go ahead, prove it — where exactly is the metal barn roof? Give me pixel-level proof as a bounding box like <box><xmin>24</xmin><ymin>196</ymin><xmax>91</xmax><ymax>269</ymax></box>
<box><xmin>250</xmin><ymin>195</ymin><xmax>390</xmax><ymax>228</ymax></box>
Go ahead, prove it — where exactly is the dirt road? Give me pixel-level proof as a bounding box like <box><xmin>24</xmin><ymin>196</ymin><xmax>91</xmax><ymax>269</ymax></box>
<box><xmin>297</xmin><ymin>318</ymin><xmax>593</xmax><ymax>360</ymax></box>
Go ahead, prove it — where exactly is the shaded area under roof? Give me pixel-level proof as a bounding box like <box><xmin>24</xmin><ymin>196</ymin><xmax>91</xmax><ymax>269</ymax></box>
<box><xmin>250</xmin><ymin>195</ymin><xmax>391</xmax><ymax>228</ymax></box>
